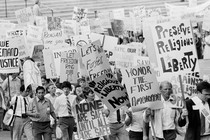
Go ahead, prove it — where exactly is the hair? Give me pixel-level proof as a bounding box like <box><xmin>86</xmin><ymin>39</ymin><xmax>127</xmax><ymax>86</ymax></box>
<box><xmin>61</xmin><ymin>81</ymin><xmax>72</xmax><ymax>90</ymax></box>
<box><xmin>159</xmin><ymin>81</ymin><xmax>172</xmax><ymax>90</ymax></box>
<box><xmin>34</xmin><ymin>0</ymin><xmax>39</xmax><ymax>4</ymax></box>
<box><xmin>196</xmin><ymin>81</ymin><xmax>210</xmax><ymax>93</ymax></box>
<box><xmin>20</xmin><ymin>85</ymin><xmax>25</xmax><ymax>92</ymax></box>
<box><xmin>41</xmin><ymin>75</ymin><xmax>50</xmax><ymax>84</ymax></box>
<box><xmin>77</xmin><ymin>77</ymin><xmax>86</xmax><ymax>83</ymax></box>
<box><xmin>46</xmin><ymin>83</ymin><xmax>55</xmax><ymax>92</ymax></box>
<box><xmin>36</xmin><ymin>86</ymin><xmax>45</xmax><ymax>93</ymax></box>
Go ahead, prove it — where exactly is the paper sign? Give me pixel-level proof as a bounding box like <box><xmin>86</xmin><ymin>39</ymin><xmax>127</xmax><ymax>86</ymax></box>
<box><xmin>80</xmin><ymin>19</ymin><xmax>91</xmax><ymax>35</ymax></box>
<box><xmin>53</xmin><ymin>47</ymin><xmax>77</xmax><ymax>76</ymax></box>
<box><xmin>72</xmin><ymin>7</ymin><xmax>88</xmax><ymax>22</ymax></box>
<box><xmin>150</xmin><ymin>20</ymin><xmax>199</xmax><ymax>75</ymax></box>
<box><xmin>15</xmin><ymin>7</ymin><xmax>34</xmax><ymax>25</ymax></box>
<box><xmin>75</xmin><ymin>100</ymin><xmax>110</xmax><ymax>139</ymax></box>
<box><xmin>43</xmin><ymin>49</ymin><xmax>57</xmax><ymax>78</ymax></box>
<box><xmin>27</xmin><ymin>25</ymin><xmax>43</xmax><ymax>42</ymax></box>
<box><xmin>98</xmin><ymin>12</ymin><xmax>111</xmax><ymax>28</ymax></box>
<box><xmin>0</xmin><ymin>39</ymin><xmax>19</xmax><ymax>73</ymax></box>
<box><xmin>61</xmin><ymin>20</ymin><xmax>77</xmax><ymax>36</ymax></box>
<box><xmin>89</xmin><ymin>73</ymin><xmax>129</xmax><ymax>111</ymax></box>
<box><xmin>60</xmin><ymin>51</ymin><xmax>79</xmax><ymax>83</ymax></box>
<box><xmin>43</xmin><ymin>30</ymin><xmax>68</xmax><ymax>49</ymax></box>
<box><xmin>47</xmin><ymin>17</ymin><xmax>62</xmax><ymax>31</ymax></box>
<box><xmin>112</xmin><ymin>8</ymin><xmax>125</xmax><ymax>20</ymax></box>
<box><xmin>35</xmin><ymin>16</ymin><xmax>48</xmax><ymax>31</ymax></box>
<box><xmin>121</xmin><ymin>65</ymin><xmax>163</xmax><ymax>109</ymax></box>
<box><xmin>132</xmin><ymin>6</ymin><xmax>146</xmax><ymax>18</ymax></box>
<box><xmin>0</xmin><ymin>23</ymin><xmax>16</xmax><ymax>39</ymax></box>
<box><xmin>78</xmin><ymin>40</ymin><xmax>111</xmax><ymax>81</ymax></box>
<box><xmin>111</xmin><ymin>20</ymin><xmax>124</xmax><ymax>36</ymax></box>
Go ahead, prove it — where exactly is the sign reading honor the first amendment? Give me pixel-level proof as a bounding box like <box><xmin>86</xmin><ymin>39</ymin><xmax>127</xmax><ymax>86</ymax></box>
<box><xmin>89</xmin><ymin>73</ymin><xmax>129</xmax><ymax>111</ymax></box>
<box><xmin>121</xmin><ymin>64</ymin><xmax>163</xmax><ymax>110</ymax></box>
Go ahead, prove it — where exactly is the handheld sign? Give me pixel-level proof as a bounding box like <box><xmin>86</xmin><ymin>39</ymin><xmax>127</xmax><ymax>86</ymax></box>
<box><xmin>0</xmin><ymin>39</ymin><xmax>19</xmax><ymax>73</ymax></box>
<box><xmin>15</xmin><ymin>7</ymin><xmax>34</xmax><ymax>25</ymax></box>
<box><xmin>47</xmin><ymin>17</ymin><xmax>62</xmax><ymax>31</ymax></box>
<box><xmin>121</xmin><ymin>65</ymin><xmax>163</xmax><ymax>110</ymax></box>
<box><xmin>75</xmin><ymin>100</ymin><xmax>110</xmax><ymax>139</ymax></box>
<box><xmin>89</xmin><ymin>73</ymin><xmax>129</xmax><ymax>111</ymax></box>
<box><xmin>78</xmin><ymin>40</ymin><xmax>112</xmax><ymax>81</ymax></box>
<box><xmin>72</xmin><ymin>7</ymin><xmax>88</xmax><ymax>22</ymax></box>
<box><xmin>60</xmin><ymin>51</ymin><xmax>79</xmax><ymax>83</ymax></box>
<box><xmin>150</xmin><ymin>20</ymin><xmax>199</xmax><ymax>75</ymax></box>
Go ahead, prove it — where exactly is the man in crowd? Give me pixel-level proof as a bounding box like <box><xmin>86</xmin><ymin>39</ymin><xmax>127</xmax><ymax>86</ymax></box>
<box><xmin>28</xmin><ymin>86</ymin><xmax>57</xmax><ymax>140</ymax></box>
<box><xmin>54</xmin><ymin>81</ymin><xmax>77</xmax><ymax>140</ymax></box>
<box><xmin>10</xmin><ymin>85</ymin><xmax>33</xmax><ymax>140</ymax></box>
<box><xmin>179</xmin><ymin>81</ymin><xmax>210</xmax><ymax>140</ymax></box>
<box><xmin>2</xmin><ymin>73</ymin><xmax>21</xmax><ymax>99</ymax></box>
<box><xmin>103</xmin><ymin>106</ymin><xmax>129</xmax><ymax>140</ymax></box>
<box><xmin>143</xmin><ymin>81</ymin><xmax>186</xmax><ymax>140</ymax></box>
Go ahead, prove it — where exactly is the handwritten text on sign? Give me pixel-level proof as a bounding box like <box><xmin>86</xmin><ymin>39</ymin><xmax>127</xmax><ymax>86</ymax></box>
<box><xmin>60</xmin><ymin>51</ymin><xmax>79</xmax><ymax>83</ymax></box>
<box><xmin>121</xmin><ymin>65</ymin><xmax>163</xmax><ymax>110</ymax></box>
<box><xmin>151</xmin><ymin>20</ymin><xmax>199</xmax><ymax>74</ymax></box>
<box><xmin>75</xmin><ymin>100</ymin><xmax>110</xmax><ymax>139</ymax></box>
<box><xmin>0</xmin><ymin>39</ymin><xmax>19</xmax><ymax>73</ymax></box>
<box><xmin>78</xmin><ymin>40</ymin><xmax>111</xmax><ymax>81</ymax></box>
<box><xmin>89</xmin><ymin>73</ymin><xmax>129</xmax><ymax>111</ymax></box>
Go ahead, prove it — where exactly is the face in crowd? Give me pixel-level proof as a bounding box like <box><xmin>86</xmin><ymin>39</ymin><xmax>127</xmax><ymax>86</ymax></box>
<box><xmin>197</xmin><ymin>81</ymin><xmax>210</xmax><ymax>102</ymax></box>
<box><xmin>36</xmin><ymin>88</ymin><xmax>45</xmax><ymax>101</ymax></box>
<box><xmin>160</xmin><ymin>81</ymin><xmax>173</xmax><ymax>101</ymax></box>
<box><xmin>48</xmin><ymin>84</ymin><xmax>56</xmax><ymax>94</ymax></box>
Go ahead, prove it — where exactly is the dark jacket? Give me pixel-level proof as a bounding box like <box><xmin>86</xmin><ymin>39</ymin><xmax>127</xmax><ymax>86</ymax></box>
<box><xmin>178</xmin><ymin>99</ymin><xmax>210</xmax><ymax>140</ymax></box>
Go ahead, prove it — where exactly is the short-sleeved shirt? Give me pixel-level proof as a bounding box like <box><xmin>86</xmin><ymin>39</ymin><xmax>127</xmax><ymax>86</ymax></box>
<box><xmin>28</xmin><ymin>97</ymin><xmax>54</xmax><ymax>122</ymax></box>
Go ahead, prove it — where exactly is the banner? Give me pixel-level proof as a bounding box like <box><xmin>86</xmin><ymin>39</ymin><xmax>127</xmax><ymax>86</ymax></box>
<box><xmin>15</xmin><ymin>7</ymin><xmax>34</xmax><ymax>25</ymax></box>
<box><xmin>72</xmin><ymin>7</ymin><xmax>88</xmax><ymax>22</ymax></box>
<box><xmin>60</xmin><ymin>51</ymin><xmax>79</xmax><ymax>83</ymax></box>
<box><xmin>43</xmin><ymin>30</ymin><xmax>68</xmax><ymax>49</ymax></box>
<box><xmin>47</xmin><ymin>17</ymin><xmax>62</xmax><ymax>31</ymax></box>
<box><xmin>121</xmin><ymin>65</ymin><xmax>163</xmax><ymax>109</ymax></box>
<box><xmin>89</xmin><ymin>73</ymin><xmax>129</xmax><ymax>111</ymax></box>
<box><xmin>75</xmin><ymin>100</ymin><xmax>110</xmax><ymax>139</ymax></box>
<box><xmin>78</xmin><ymin>40</ymin><xmax>112</xmax><ymax>81</ymax></box>
<box><xmin>150</xmin><ymin>20</ymin><xmax>199</xmax><ymax>76</ymax></box>
<box><xmin>43</xmin><ymin>49</ymin><xmax>57</xmax><ymax>78</ymax></box>
<box><xmin>0</xmin><ymin>39</ymin><xmax>19</xmax><ymax>73</ymax></box>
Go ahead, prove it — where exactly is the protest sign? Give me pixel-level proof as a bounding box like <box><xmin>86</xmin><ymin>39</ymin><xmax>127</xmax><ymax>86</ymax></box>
<box><xmin>111</xmin><ymin>20</ymin><xmax>124</xmax><ymax>36</ymax></box>
<box><xmin>72</xmin><ymin>7</ymin><xmax>88</xmax><ymax>22</ymax></box>
<box><xmin>89</xmin><ymin>73</ymin><xmax>129</xmax><ymax>111</ymax></box>
<box><xmin>132</xmin><ymin>6</ymin><xmax>146</xmax><ymax>18</ymax></box>
<box><xmin>32</xmin><ymin>45</ymin><xmax>44</xmax><ymax>62</ymax></box>
<box><xmin>35</xmin><ymin>16</ymin><xmax>48</xmax><ymax>31</ymax></box>
<box><xmin>147</xmin><ymin>8</ymin><xmax>161</xmax><ymax>17</ymax></box>
<box><xmin>78</xmin><ymin>40</ymin><xmax>111</xmax><ymax>81</ymax></box>
<box><xmin>89</xmin><ymin>19</ymin><xmax>104</xmax><ymax>34</ymax></box>
<box><xmin>202</xmin><ymin>10</ymin><xmax>210</xmax><ymax>31</ymax></box>
<box><xmin>70</xmin><ymin>34</ymin><xmax>92</xmax><ymax>47</ymax></box>
<box><xmin>6</xmin><ymin>29</ymin><xmax>25</xmax><ymax>39</ymax></box>
<box><xmin>43</xmin><ymin>30</ymin><xmax>68</xmax><ymax>49</ymax></box>
<box><xmin>75</xmin><ymin>100</ymin><xmax>110</xmax><ymax>139</ymax></box>
<box><xmin>60</xmin><ymin>51</ymin><xmax>79</xmax><ymax>83</ymax></box>
<box><xmin>53</xmin><ymin>47</ymin><xmax>77</xmax><ymax>76</ymax></box>
<box><xmin>43</xmin><ymin>49</ymin><xmax>57</xmax><ymax>78</ymax></box>
<box><xmin>27</xmin><ymin>25</ymin><xmax>43</xmax><ymax>42</ymax></box>
<box><xmin>112</xmin><ymin>8</ymin><xmax>125</xmax><ymax>20</ymax></box>
<box><xmin>47</xmin><ymin>17</ymin><xmax>62</xmax><ymax>31</ymax></box>
<box><xmin>121</xmin><ymin>65</ymin><xmax>163</xmax><ymax>109</ymax></box>
<box><xmin>133</xmin><ymin>56</ymin><xmax>150</xmax><ymax>66</ymax></box>
<box><xmin>61</xmin><ymin>20</ymin><xmax>77</xmax><ymax>36</ymax></box>
<box><xmin>15</xmin><ymin>7</ymin><xmax>34</xmax><ymax>25</ymax></box>
<box><xmin>98</xmin><ymin>12</ymin><xmax>111</xmax><ymax>28</ymax></box>
<box><xmin>0</xmin><ymin>23</ymin><xmax>16</xmax><ymax>39</ymax></box>
<box><xmin>0</xmin><ymin>39</ymin><xmax>19</xmax><ymax>73</ymax></box>
<box><xmin>80</xmin><ymin>19</ymin><xmax>91</xmax><ymax>35</ymax></box>
<box><xmin>123</xmin><ymin>17</ymin><xmax>135</xmax><ymax>31</ymax></box>
<box><xmin>199</xmin><ymin>59</ymin><xmax>210</xmax><ymax>82</ymax></box>
<box><xmin>150</xmin><ymin>20</ymin><xmax>199</xmax><ymax>75</ymax></box>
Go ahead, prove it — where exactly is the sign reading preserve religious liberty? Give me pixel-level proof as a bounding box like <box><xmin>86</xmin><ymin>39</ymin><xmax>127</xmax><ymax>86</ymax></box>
<box><xmin>150</xmin><ymin>20</ymin><xmax>199</xmax><ymax>75</ymax></box>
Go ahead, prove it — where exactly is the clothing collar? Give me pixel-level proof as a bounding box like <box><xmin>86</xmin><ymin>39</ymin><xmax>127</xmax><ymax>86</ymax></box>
<box><xmin>36</xmin><ymin>96</ymin><xmax>47</xmax><ymax>103</ymax></box>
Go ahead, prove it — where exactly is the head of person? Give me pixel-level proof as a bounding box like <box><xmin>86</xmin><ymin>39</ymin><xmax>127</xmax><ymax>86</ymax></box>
<box><xmin>160</xmin><ymin>81</ymin><xmax>173</xmax><ymax>101</ymax></box>
<box><xmin>34</xmin><ymin>0</ymin><xmax>41</xmax><ymax>5</ymax></box>
<box><xmin>47</xmin><ymin>83</ymin><xmax>56</xmax><ymax>94</ymax></box>
<box><xmin>78</xmin><ymin>77</ymin><xmax>86</xmax><ymax>88</ymax></box>
<box><xmin>41</xmin><ymin>75</ymin><xmax>50</xmax><ymax>86</ymax></box>
<box><xmin>20</xmin><ymin>85</ymin><xmax>28</xmax><ymax>97</ymax></box>
<box><xmin>11</xmin><ymin>73</ymin><xmax>19</xmax><ymax>79</ymax></box>
<box><xmin>36</xmin><ymin>86</ymin><xmax>45</xmax><ymax>100</ymax></box>
<box><xmin>197</xmin><ymin>81</ymin><xmax>210</xmax><ymax>102</ymax></box>
<box><xmin>18</xmin><ymin>71</ymin><xmax>24</xmax><ymax>80</ymax></box>
<box><xmin>61</xmin><ymin>81</ymin><xmax>72</xmax><ymax>96</ymax></box>
<box><xmin>122</xmin><ymin>37</ymin><xmax>129</xmax><ymax>44</ymax></box>
<box><xmin>75</xmin><ymin>85</ymin><xmax>83</xmax><ymax>96</ymax></box>
<box><xmin>83</xmin><ymin>87</ymin><xmax>95</xmax><ymax>101</ymax></box>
